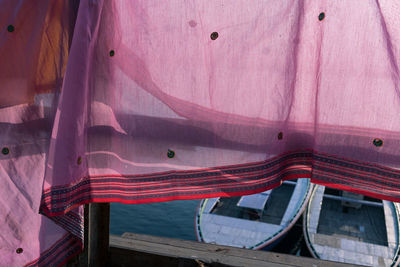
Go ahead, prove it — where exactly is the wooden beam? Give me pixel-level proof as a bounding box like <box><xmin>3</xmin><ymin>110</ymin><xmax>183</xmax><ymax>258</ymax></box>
<box><xmin>109</xmin><ymin>233</ymin><xmax>361</xmax><ymax>267</ymax></box>
<box><xmin>88</xmin><ymin>203</ymin><xmax>110</xmax><ymax>267</ymax></box>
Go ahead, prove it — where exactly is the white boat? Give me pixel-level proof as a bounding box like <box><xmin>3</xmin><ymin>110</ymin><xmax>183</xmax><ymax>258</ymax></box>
<box><xmin>195</xmin><ymin>178</ymin><xmax>313</xmax><ymax>250</ymax></box>
<box><xmin>303</xmin><ymin>185</ymin><xmax>400</xmax><ymax>266</ymax></box>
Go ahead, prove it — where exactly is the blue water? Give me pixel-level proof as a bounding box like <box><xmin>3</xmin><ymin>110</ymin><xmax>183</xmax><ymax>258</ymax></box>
<box><xmin>109</xmin><ymin>199</ymin><xmax>311</xmax><ymax>258</ymax></box>
<box><xmin>110</xmin><ymin>199</ymin><xmax>201</xmax><ymax>240</ymax></box>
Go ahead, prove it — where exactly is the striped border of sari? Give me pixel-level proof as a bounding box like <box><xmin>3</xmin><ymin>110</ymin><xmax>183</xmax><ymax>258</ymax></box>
<box><xmin>40</xmin><ymin>149</ymin><xmax>400</xmax><ymax>216</ymax></box>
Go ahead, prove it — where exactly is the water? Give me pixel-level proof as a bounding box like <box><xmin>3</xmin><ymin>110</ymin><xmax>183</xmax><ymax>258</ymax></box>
<box><xmin>109</xmin><ymin>199</ymin><xmax>310</xmax><ymax>257</ymax></box>
<box><xmin>109</xmin><ymin>188</ymin><xmax>392</xmax><ymax>264</ymax></box>
<box><xmin>110</xmin><ymin>199</ymin><xmax>201</xmax><ymax>240</ymax></box>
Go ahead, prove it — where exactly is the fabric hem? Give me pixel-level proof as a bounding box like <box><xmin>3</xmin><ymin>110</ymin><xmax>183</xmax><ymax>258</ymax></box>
<box><xmin>41</xmin><ymin>149</ymin><xmax>400</xmax><ymax>217</ymax></box>
<box><xmin>37</xmin><ymin>149</ymin><xmax>400</xmax><ymax>265</ymax></box>
<box><xmin>24</xmin><ymin>233</ymin><xmax>82</xmax><ymax>267</ymax></box>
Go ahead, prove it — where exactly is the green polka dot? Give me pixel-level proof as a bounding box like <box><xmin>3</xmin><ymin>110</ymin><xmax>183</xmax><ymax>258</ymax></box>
<box><xmin>2</xmin><ymin>147</ymin><xmax>9</xmax><ymax>155</ymax></box>
<box><xmin>7</xmin><ymin>25</ymin><xmax>15</xmax><ymax>32</ymax></box>
<box><xmin>167</xmin><ymin>149</ymin><xmax>175</xmax><ymax>158</ymax></box>
<box><xmin>373</xmin><ymin>138</ymin><xmax>383</xmax><ymax>147</ymax></box>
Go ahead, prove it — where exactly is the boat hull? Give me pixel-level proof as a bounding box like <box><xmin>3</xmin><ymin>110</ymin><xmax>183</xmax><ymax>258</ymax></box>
<box><xmin>303</xmin><ymin>185</ymin><xmax>400</xmax><ymax>266</ymax></box>
<box><xmin>195</xmin><ymin>178</ymin><xmax>313</xmax><ymax>251</ymax></box>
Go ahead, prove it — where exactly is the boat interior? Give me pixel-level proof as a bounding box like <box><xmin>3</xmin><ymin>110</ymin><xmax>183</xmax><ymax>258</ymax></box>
<box><xmin>317</xmin><ymin>187</ymin><xmax>388</xmax><ymax>246</ymax></box>
<box><xmin>305</xmin><ymin>186</ymin><xmax>399</xmax><ymax>266</ymax></box>
<box><xmin>210</xmin><ymin>180</ymin><xmax>297</xmax><ymax>224</ymax></box>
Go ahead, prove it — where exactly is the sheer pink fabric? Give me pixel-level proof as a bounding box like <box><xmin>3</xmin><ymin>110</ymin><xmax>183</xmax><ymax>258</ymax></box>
<box><xmin>1</xmin><ymin>0</ymin><xmax>400</xmax><ymax>265</ymax></box>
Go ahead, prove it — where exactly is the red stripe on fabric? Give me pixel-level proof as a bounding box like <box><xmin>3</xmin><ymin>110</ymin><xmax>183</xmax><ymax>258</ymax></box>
<box><xmin>315</xmin><ymin>150</ymin><xmax>400</xmax><ymax>176</ymax></box>
<box><xmin>311</xmin><ymin>178</ymin><xmax>400</xmax><ymax>202</ymax></box>
<box><xmin>49</xmin><ymin>170</ymin><xmax>284</xmax><ymax>197</ymax></box>
<box><xmin>56</xmin><ymin>248</ymin><xmax>82</xmax><ymax>267</ymax></box>
<box><xmin>313</xmin><ymin>160</ymin><xmax>399</xmax><ymax>183</ymax></box>
<box><xmin>42</xmin><ymin>170</ymin><xmax>309</xmax><ymax>209</ymax></box>
<box><xmin>53</xmin><ymin>242</ymin><xmax>82</xmax><ymax>267</ymax></box>
<box><xmin>311</xmin><ymin>172</ymin><xmax>390</xmax><ymax>198</ymax></box>
<box><xmin>43</xmin><ymin>175</ymin><xmax>310</xmax><ymax>216</ymax></box>
<box><xmin>41</xmin><ymin>171</ymin><xmax>309</xmax><ymax>211</ymax></box>
<box><xmin>39</xmin><ymin>235</ymin><xmax>76</xmax><ymax>267</ymax></box>
<box><xmin>43</xmin><ymin>159</ymin><xmax>267</xmax><ymax>191</ymax></box>
<box><xmin>24</xmin><ymin>234</ymin><xmax>70</xmax><ymax>267</ymax></box>
<box><xmin>42</xmin><ymin>158</ymin><xmax>311</xmax><ymax>202</ymax></box>
<box><xmin>41</xmin><ymin>149</ymin><xmax>400</xmax><ymax>217</ymax></box>
<box><xmin>42</xmin><ymin>149</ymin><xmax>314</xmax><ymax>192</ymax></box>
<box><xmin>24</xmin><ymin>234</ymin><xmax>82</xmax><ymax>267</ymax></box>
<box><xmin>312</xmin><ymin>169</ymin><xmax>397</xmax><ymax>193</ymax></box>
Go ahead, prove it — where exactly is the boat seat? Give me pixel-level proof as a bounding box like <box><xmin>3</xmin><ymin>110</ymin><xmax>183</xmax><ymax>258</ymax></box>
<box><xmin>237</xmin><ymin>190</ymin><xmax>272</xmax><ymax>211</ymax></box>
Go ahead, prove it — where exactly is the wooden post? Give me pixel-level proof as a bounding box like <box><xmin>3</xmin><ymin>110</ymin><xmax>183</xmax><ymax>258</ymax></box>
<box><xmin>87</xmin><ymin>203</ymin><xmax>110</xmax><ymax>267</ymax></box>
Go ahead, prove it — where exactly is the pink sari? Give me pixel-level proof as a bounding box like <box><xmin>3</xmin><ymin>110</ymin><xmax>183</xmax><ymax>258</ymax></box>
<box><xmin>1</xmin><ymin>0</ymin><xmax>400</xmax><ymax>265</ymax></box>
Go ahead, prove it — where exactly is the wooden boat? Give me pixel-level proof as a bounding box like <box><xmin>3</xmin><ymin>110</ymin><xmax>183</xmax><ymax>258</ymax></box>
<box><xmin>195</xmin><ymin>178</ymin><xmax>313</xmax><ymax>250</ymax></box>
<box><xmin>303</xmin><ymin>185</ymin><xmax>400</xmax><ymax>266</ymax></box>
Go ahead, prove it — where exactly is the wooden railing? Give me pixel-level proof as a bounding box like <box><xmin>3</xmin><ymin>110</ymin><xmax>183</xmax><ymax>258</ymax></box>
<box><xmin>66</xmin><ymin>203</ymin><xmax>359</xmax><ymax>267</ymax></box>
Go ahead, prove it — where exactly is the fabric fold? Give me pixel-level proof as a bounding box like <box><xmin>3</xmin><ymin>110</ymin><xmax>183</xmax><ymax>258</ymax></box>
<box><xmin>2</xmin><ymin>0</ymin><xmax>400</xmax><ymax>265</ymax></box>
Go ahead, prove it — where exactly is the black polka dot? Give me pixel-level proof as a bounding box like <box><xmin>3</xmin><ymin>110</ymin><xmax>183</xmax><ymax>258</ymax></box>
<box><xmin>210</xmin><ymin>32</ymin><xmax>219</xmax><ymax>40</ymax></box>
<box><xmin>7</xmin><ymin>25</ymin><xmax>15</xmax><ymax>32</ymax></box>
<box><xmin>167</xmin><ymin>149</ymin><xmax>175</xmax><ymax>158</ymax></box>
<box><xmin>2</xmin><ymin>147</ymin><xmax>9</xmax><ymax>155</ymax></box>
<box><xmin>373</xmin><ymin>138</ymin><xmax>383</xmax><ymax>147</ymax></box>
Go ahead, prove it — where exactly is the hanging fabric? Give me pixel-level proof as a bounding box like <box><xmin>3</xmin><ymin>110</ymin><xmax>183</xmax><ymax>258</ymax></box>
<box><xmin>1</xmin><ymin>0</ymin><xmax>400</xmax><ymax>265</ymax></box>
